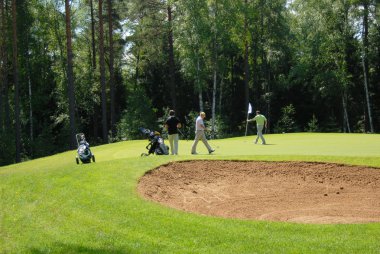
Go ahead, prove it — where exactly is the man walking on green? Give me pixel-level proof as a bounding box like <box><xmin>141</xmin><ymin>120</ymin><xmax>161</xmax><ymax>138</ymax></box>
<box><xmin>191</xmin><ymin>112</ymin><xmax>215</xmax><ymax>154</ymax></box>
<box><xmin>248</xmin><ymin>110</ymin><xmax>267</xmax><ymax>145</ymax></box>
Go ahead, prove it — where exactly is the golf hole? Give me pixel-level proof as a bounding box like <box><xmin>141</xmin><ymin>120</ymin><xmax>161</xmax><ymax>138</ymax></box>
<box><xmin>138</xmin><ymin>160</ymin><xmax>380</xmax><ymax>224</ymax></box>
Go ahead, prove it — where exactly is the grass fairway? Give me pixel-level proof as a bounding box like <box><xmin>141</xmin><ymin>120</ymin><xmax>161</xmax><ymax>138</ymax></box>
<box><xmin>1</xmin><ymin>133</ymin><xmax>380</xmax><ymax>253</ymax></box>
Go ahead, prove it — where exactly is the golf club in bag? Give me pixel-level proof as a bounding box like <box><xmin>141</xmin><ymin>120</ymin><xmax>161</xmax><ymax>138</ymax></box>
<box><xmin>75</xmin><ymin>133</ymin><xmax>95</xmax><ymax>164</ymax></box>
<box><xmin>139</xmin><ymin>127</ymin><xmax>169</xmax><ymax>156</ymax></box>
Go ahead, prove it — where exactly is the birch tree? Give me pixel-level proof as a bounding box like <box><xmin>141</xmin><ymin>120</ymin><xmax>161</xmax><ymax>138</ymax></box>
<box><xmin>360</xmin><ymin>0</ymin><xmax>374</xmax><ymax>132</ymax></box>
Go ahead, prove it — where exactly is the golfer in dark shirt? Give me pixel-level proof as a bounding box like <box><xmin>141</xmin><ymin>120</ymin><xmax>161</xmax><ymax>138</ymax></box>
<box><xmin>165</xmin><ymin>110</ymin><xmax>182</xmax><ymax>155</ymax></box>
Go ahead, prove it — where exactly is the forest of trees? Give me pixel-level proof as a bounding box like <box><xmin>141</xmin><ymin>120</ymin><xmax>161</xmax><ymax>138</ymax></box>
<box><xmin>0</xmin><ymin>0</ymin><xmax>379</xmax><ymax>165</ymax></box>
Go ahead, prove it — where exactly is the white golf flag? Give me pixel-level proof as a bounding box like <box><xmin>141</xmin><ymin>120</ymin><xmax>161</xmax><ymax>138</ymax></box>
<box><xmin>248</xmin><ymin>103</ymin><xmax>252</xmax><ymax>114</ymax></box>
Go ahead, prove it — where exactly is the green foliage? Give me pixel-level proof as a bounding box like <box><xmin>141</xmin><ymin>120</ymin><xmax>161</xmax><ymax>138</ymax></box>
<box><xmin>156</xmin><ymin>107</ymin><xmax>171</xmax><ymax>138</ymax></box>
<box><xmin>181</xmin><ymin>111</ymin><xmax>198</xmax><ymax>141</ymax></box>
<box><xmin>204</xmin><ymin>115</ymin><xmax>228</xmax><ymax>139</ymax></box>
<box><xmin>323</xmin><ymin>115</ymin><xmax>341</xmax><ymax>133</ymax></box>
<box><xmin>274</xmin><ymin>104</ymin><xmax>298</xmax><ymax>133</ymax></box>
<box><xmin>31</xmin><ymin>125</ymin><xmax>64</xmax><ymax>159</ymax></box>
<box><xmin>1</xmin><ymin>0</ymin><xmax>379</xmax><ymax>166</ymax></box>
<box><xmin>306</xmin><ymin>114</ymin><xmax>319</xmax><ymax>132</ymax></box>
<box><xmin>354</xmin><ymin>115</ymin><xmax>366</xmax><ymax>133</ymax></box>
<box><xmin>115</xmin><ymin>87</ymin><xmax>157</xmax><ymax>140</ymax></box>
<box><xmin>0</xmin><ymin>131</ymin><xmax>15</xmax><ymax>166</ymax></box>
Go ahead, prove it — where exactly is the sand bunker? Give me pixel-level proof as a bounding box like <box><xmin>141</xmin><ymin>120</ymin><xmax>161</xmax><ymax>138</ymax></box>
<box><xmin>138</xmin><ymin>160</ymin><xmax>380</xmax><ymax>224</ymax></box>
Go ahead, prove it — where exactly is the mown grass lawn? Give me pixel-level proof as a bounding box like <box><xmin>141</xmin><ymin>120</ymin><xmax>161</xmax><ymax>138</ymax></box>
<box><xmin>1</xmin><ymin>133</ymin><xmax>380</xmax><ymax>253</ymax></box>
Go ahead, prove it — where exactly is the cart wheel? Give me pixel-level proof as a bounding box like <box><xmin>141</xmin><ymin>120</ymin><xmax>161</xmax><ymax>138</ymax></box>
<box><xmin>76</xmin><ymin>157</ymin><xmax>79</xmax><ymax>164</ymax></box>
<box><xmin>92</xmin><ymin>155</ymin><xmax>95</xmax><ymax>162</ymax></box>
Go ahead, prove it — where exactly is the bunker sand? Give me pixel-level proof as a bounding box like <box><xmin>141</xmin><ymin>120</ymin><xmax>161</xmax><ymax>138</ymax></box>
<box><xmin>138</xmin><ymin>160</ymin><xmax>380</xmax><ymax>224</ymax></box>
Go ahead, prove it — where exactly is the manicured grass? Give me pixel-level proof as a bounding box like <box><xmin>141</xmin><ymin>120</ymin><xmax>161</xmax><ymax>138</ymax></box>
<box><xmin>1</xmin><ymin>133</ymin><xmax>380</xmax><ymax>253</ymax></box>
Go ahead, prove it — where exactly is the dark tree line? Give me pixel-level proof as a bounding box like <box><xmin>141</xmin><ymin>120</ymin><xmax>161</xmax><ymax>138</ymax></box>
<box><xmin>0</xmin><ymin>0</ymin><xmax>379</xmax><ymax>165</ymax></box>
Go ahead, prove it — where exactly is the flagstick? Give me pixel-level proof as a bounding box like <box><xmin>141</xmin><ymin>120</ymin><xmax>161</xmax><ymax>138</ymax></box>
<box><xmin>245</xmin><ymin>102</ymin><xmax>252</xmax><ymax>136</ymax></box>
<box><xmin>245</xmin><ymin>112</ymin><xmax>249</xmax><ymax>136</ymax></box>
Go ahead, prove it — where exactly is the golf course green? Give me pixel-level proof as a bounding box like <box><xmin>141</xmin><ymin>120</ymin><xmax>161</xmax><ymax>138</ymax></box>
<box><xmin>1</xmin><ymin>133</ymin><xmax>380</xmax><ymax>253</ymax></box>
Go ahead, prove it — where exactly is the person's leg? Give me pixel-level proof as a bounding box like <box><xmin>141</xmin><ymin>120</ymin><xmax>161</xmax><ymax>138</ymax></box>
<box><xmin>257</xmin><ymin>125</ymin><xmax>266</xmax><ymax>144</ymax></box>
<box><xmin>173</xmin><ymin>134</ymin><xmax>179</xmax><ymax>155</ymax></box>
<box><xmin>191</xmin><ymin>131</ymin><xmax>201</xmax><ymax>154</ymax></box>
<box><xmin>200</xmin><ymin>131</ymin><xmax>213</xmax><ymax>152</ymax></box>
<box><xmin>168</xmin><ymin>134</ymin><xmax>174</xmax><ymax>155</ymax></box>
<box><xmin>255</xmin><ymin>127</ymin><xmax>260</xmax><ymax>144</ymax></box>
<box><xmin>261</xmin><ymin>133</ymin><xmax>266</xmax><ymax>144</ymax></box>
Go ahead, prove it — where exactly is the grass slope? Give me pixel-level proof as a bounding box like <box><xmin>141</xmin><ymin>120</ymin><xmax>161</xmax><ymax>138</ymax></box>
<box><xmin>1</xmin><ymin>133</ymin><xmax>380</xmax><ymax>253</ymax></box>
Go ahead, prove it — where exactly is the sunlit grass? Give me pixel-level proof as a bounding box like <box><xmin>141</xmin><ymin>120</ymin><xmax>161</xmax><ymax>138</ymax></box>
<box><xmin>1</xmin><ymin>133</ymin><xmax>380</xmax><ymax>253</ymax></box>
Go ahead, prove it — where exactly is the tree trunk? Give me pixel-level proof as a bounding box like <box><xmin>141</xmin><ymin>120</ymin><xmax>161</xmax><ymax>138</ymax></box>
<box><xmin>253</xmin><ymin>40</ymin><xmax>259</xmax><ymax>108</ymax></box>
<box><xmin>0</xmin><ymin>69</ymin><xmax>2</xmax><ymax>133</ymax></box>
<box><xmin>244</xmin><ymin>0</ymin><xmax>250</xmax><ymax>116</ymax></box>
<box><xmin>244</xmin><ymin>41</ymin><xmax>249</xmax><ymax>112</ymax></box>
<box><xmin>266</xmin><ymin>72</ymin><xmax>271</xmax><ymax>132</ymax></box>
<box><xmin>198</xmin><ymin>91</ymin><xmax>203</xmax><ymax>112</ymax></box>
<box><xmin>362</xmin><ymin>2</ymin><xmax>374</xmax><ymax>133</ymax></box>
<box><xmin>25</xmin><ymin>27</ymin><xmax>33</xmax><ymax>157</ymax></box>
<box><xmin>211</xmin><ymin>0</ymin><xmax>218</xmax><ymax>139</ymax></box>
<box><xmin>250</xmin><ymin>28</ymin><xmax>259</xmax><ymax>110</ymax></box>
<box><xmin>362</xmin><ymin>56</ymin><xmax>373</xmax><ymax>132</ymax></box>
<box><xmin>3</xmin><ymin>57</ymin><xmax>10</xmax><ymax>131</ymax></box>
<box><xmin>167</xmin><ymin>5</ymin><xmax>177</xmax><ymax>111</ymax></box>
<box><xmin>28</xmin><ymin>70</ymin><xmax>33</xmax><ymax>144</ymax></box>
<box><xmin>26</xmin><ymin>39</ymin><xmax>33</xmax><ymax>155</ymax></box>
<box><xmin>218</xmin><ymin>77</ymin><xmax>223</xmax><ymax>115</ymax></box>
<box><xmin>263</xmin><ymin>0</ymin><xmax>271</xmax><ymax>132</ymax></box>
<box><xmin>107</xmin><ymin>0</ymin><xmax>115</xmax><ymax>138</ymax></box>
<box><xmin>89</xmin><ymin>0</ymin><xmax>98</xmax><ymax>140</ymax></box>
<box><xmin>0</xmin><ymin>0</ymin><xmax>4</xmax><ymax>132</ymax></box>
<box><xmin>212</xmin><ymin>69</ymin><xmax>217</xmax><ymax>139</ymax></box>
<box><xmin>342</xmin><ymin>93</ymin><xmax>351</xmax><ymax>133</ymax></box>
<box><xmin>12</xmin><ymin>0</ymin><xmax>21</xmax><ymax>162</ymax></box>
<box><xmin>2</xmin><ymin>0</ymin><xmax>10</xmax><ymax>132</ymax></box>
<box><xmin>65</xmin><ymin>0</ymin><xmax>77</xmax><ymax>149</ymax></box>
<box><xmin>99</xmin><ymin>0</ymin><xmax>108</xmax><ymax>143</ymax></box>
<box><xmin>90</xmin><ymin>0</ymin><xmax>96</xmax><ymax>69</ymax></box>
<box><xmin>53</xmin><ymin>9</ymin><xmax>67</xmax><ymax>81</ymax></box>
<box><xmin>135</xmin><ymin>48</ymin><xmax>140</xmax><ymax>88</ymax></box>
<box><xmin>197</xmin><ymin>57</ymin><xmax>203</xmax><ymax>112</ymax></box>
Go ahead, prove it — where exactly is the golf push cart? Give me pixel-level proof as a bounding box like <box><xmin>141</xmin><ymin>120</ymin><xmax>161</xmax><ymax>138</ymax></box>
<box><xmin>139</xmin><ymin>127</ymin><xmax>169</xmax><ymax>156</ymax></box>
<box><xmin>75</xmin><ymin>133</ymin><xmax>95</xmax><ymax>164</ymax></box>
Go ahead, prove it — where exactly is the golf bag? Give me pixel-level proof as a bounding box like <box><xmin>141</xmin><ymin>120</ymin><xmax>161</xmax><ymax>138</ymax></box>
<box><xmin>75</xmin><ymin>133</ymin><xmax>95</xmax><ymax>164</ymax></box>
<box><xmin>139</xmin><ymin>127</ymin><xmax>169</xmax><ymax>156</ymax></box>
